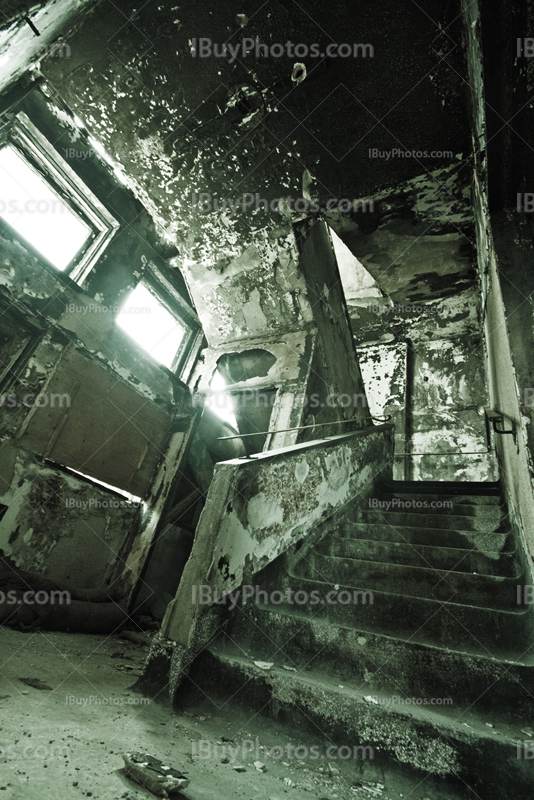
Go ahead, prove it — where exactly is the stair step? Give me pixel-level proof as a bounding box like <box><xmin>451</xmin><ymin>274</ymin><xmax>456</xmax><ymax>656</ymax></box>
<box><xmin>291</xmin><ymin>552</ymin><xmax>519</xmax><ymax>608</ymax></box>
<box><xmin>358</xmin><ymin>509</ymin><xmax>508</xmax><ymax>532</ymax></box>
<box><xmin>336</xmin><ymin>520</ymin><xmax>512</xmax><ymax>554</ymax></box>
<box><xmin>373</xmin><ymin>490</ymin><xmax>503</xmax><ymax>506</ymax></box>
<box><xmin>369</xmin><ymin>493</ymin><xmax>504</xmax><ymax>517</ymax></box>
<box><xmin>180</xmin><ymin>641</ymin><xmax>533</xmax><ymax>799</ymax></box>
<box><xmin>380</xmin><ymin>479</ymin><xmax>502</xmax><ymax>496</ymax></box>
<box><xmin>315</xmin><ymin>535</ymin><xmax>519</xmax><ymax>576</ymax></box>
<box><xmin>248</xmin><ymin>567</ymin><xmax>533</xmax><ymax>654</ymax></box>
<box><xmin>227</xmin><ymin>606</ymin><xmax>534</xmax><ymax>712</ymax></box>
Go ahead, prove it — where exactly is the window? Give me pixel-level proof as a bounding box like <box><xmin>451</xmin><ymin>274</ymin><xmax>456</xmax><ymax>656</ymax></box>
<box><xmin>116</xmin><ymin>262</ymin><xmax>203</xmax><ymax>379</ymax></box>
<box><xmin>0</xmin><ymin>112</ymin><xmax>119</xmax><ymax>283</ymax></box>
<box><xmin>117</xmin><ymin>282</ymin><xmax>187</xmax><ymax>369</ymax></box>
<box><xmin>0</xmin><ymin>145</ymin><xmax>91</xmax><ymax>269</ymax></box>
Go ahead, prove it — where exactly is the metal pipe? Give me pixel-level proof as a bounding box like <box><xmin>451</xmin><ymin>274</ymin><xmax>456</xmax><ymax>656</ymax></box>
<box><xmin>217</xmin><ymin>415</ymin><xmax>391</xmax><ymax>441</ymax></box>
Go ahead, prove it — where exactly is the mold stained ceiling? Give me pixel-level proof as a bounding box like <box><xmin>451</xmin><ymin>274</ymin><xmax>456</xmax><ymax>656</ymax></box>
<box><xmin>3</xmin><ymin>0</ymin><xmax>476</xmax><ymax>316</ymax></box>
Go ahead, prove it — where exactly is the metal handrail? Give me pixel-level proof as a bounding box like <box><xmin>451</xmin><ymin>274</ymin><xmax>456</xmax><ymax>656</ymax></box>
<box><xmin>395</xmin><ymin>451</ymin><xmax>492</xmax><ymax>457</ymax></box>
<box><xmin>217</xmin><ymin>415</ymin><xmax>392</xmax><ymax>441</ymax></box>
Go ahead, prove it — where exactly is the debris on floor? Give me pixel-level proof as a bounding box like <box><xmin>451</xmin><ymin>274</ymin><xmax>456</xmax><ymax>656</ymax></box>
<box><xmin>122</xmin><ymin>752</ymin><xmax>189</xmax><ymax>797</ymax></box>
<box><xmin>19</xmin><ymin>677</ymin><xmax>53</xmax><ymax>690</ymax></box>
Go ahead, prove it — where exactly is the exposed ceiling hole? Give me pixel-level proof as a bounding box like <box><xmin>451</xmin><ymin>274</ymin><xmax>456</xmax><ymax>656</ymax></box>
<box><xmin>217</xmin><ymin>349</ymin><xmax>277</xmax><ymax>383</ymax></box>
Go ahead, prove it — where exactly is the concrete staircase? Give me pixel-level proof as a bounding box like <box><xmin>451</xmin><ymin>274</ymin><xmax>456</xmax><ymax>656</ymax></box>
<box><xmin>177</xmin><ymin>480</ymin><xmax>534</xmax><ymax>798</ymax></box>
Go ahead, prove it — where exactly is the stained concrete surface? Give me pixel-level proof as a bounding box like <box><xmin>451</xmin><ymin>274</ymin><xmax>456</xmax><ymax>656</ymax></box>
<box><xmin>0</xmin><ymin>627</ymin><xmax>469</xmax><ymax>800</ymax></box>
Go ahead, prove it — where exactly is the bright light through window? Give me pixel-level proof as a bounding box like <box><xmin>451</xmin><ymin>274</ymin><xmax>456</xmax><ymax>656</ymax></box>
<box><xmin>0</xmin><ymin>145</ymin><xmax>91</xmax><ymax>270</ymax></box>
<box><xmin>117</xmin><ymin>282</ymin><xmax>185</xmax><ymax>369</ymax></box>
<box><xmin>205</xmin><ymin>370</ymin><xmax>238</xmax><ymax>429</ymax></box>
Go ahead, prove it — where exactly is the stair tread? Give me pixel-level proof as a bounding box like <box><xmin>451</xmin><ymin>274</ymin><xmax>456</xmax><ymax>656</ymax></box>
<box><xmin>317</xmin><ymin>535</ymin><xmax>518</xmax><ymax>576</ymax></box>
<box><xmin>249</xmin><ymin>591</ymin><xmax>532</xmax><ymax>657</ymax></box>
<box><xmin>255</xmin><ymin>574</ymin><xmax>528</xmax><ymax>612</ymax></box>
<box><xmin>370</xmin><ymin>495</ymin><xmax>504</xmax><ymax>515</ymax></box>
<box><xmin>358</xmin><ymin>509</ymin><xmax>509</xmax><ymax>532</ymax></box>
<box><xmin>301</xmin><ymin>549</ymin><xmax>519</xmax><ymax>581</ymax></box>
<box><xmin>323</xmin><ymin>535</ymin><xmax>516</xmax><ymax>559</ymax></box>
<box><xmin>344</xmin><ymin>520</ymin><xmax>511</xmax><ymax>534</ymax></box>
<box><xmin>206</xmin><ymin>639</ymin><xmax>529</xmax><ymax>738</ymax></box>
<box><xmin>291</xmin><ymin>553</ymin><xmax>519</xmax><ymax>608</ymax></box>
<box><xmin>374</xmin><ymin>491</ymin><xmax>503</xmax><ymax>506</ymax></box>
<box><xmin>380</xmin><ymin>480</ymin><xmax>502</xmax><ymax>494</ymax></box>
<box><xmin>339</xmin><ymin>521</ymin><xmax>513</xmax><ymax>553</ymax></box>
<box><xmin>234</xmin><ymin>604</ymin><xmax>534</xmax><ymax>666</ymax></box>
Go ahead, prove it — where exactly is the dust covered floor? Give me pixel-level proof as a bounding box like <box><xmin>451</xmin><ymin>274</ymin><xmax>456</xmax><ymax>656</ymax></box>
<box><xmin>0</xmin><ymin>627</ymin><xmax>469</xmax><ymax>800</ymax></box>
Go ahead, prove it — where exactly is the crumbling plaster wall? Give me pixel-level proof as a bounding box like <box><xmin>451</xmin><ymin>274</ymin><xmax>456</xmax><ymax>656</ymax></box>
<box><xmin>0</xmin><ymin>84</ymin><xmax>195</xmax><ymax>590</ymax></box>
<box><xmin>409</xmin><ymin>337</ymin><xmax>496</xmax><ymax>481</ymax></box>
<box><xmin>196</xmin><ymin>329</ymin><xmax>315</xmax><ymax>451</ymax></box>
<box><xmin>326</xmin><ymin>163</ymin><xmax>476</xmax><ymax>306</ymax></box>
<box><xmin>356</xmin><ymin>342</ymin><xmax>406</xmax><ymax>479</ymax></box>
<box><xmin>177</xmin><ymin>228</ymin><xmax>312</xmax><ymax>346</ymax></box>
<box><xmin>350</xmin><ymin>286</ymin><xmax>480</xmax><ymax>345</ymax></box>
<box><xmin>0</xmin><ymin>442</ymin><xmax>139</xmax><ymax>587</ymax></box>
<box><xmin>462</xmin><ymin>0</ymin><xmax>534</xmax><ymax>567</ymax></box>
<box><xmin>192</xmin><ymin>216</ymin><xmax>373</xmax><ymax>463</ymax></box>
<box><xmin>353</xmin><ymin>286</ymin><xmax>494</xmax><ymax>481</ymax></box>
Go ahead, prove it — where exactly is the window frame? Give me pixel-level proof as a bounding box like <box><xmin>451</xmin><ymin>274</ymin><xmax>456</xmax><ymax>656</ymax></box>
<box><xmin>0</xmin><ymin>111</ymin><xmax>119</xmax><ymax>283</ymax></box>
<box><xmin>126</xmin><ymin>260</ymin><xmax>204</xmax><ymax>382</ymax></box>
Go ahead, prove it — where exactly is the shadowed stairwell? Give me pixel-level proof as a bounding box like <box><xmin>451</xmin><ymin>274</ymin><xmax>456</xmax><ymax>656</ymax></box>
<box><xmin>175</xmin><ymin>478</ymin><xmax>534</xmax><ymax>799</ymax></box>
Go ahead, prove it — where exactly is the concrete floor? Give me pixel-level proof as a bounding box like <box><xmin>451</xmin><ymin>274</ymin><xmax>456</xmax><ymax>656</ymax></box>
<box><xmin>0</xmin><ymin>627</ymin><xmax>471</xmax><ymax>800</ymax></box>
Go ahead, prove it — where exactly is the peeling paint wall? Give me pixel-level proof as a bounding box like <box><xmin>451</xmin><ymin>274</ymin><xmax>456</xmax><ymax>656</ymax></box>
<box><xmin>355</xmin><ymin>335</ymin><xmax>496</xmax><ymax>482</ymax></box>
<box><xmin>356</xmin><ymin>342</ymin><xmax>407</xmax><ymax>479</ymax></box>
<box><xmin>190</xmin><ymin>219</ymin><xmax>371</xmax><ymax>455</ymax></box>
<box><xmin>327</xmin><ymin>164</ymin><xmax>475</xmax><ymax>308</ymax></box>
<box><xmin>178</xmin><ymin>229</ymin><xmax>312</xmax><ymax>346</ymax></box>
<box><xmin>350</xmin><ymin>287</ymin><xmax>481</xmax><ymax>346</ymax></box>
<box><xmin>410</xmin><ymin>337</ymin><xmax>497</xmax><ymax>481</ymax></box>
<box><xmin>0</xmin><ymin>445</ymin><xmax>139</xmax><ymax>587</ymax></box>
<box><xmin>196</xmin><ymin>329</ymin><xmax>316</xmax><ymax>453</ymax></box>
